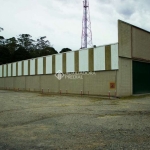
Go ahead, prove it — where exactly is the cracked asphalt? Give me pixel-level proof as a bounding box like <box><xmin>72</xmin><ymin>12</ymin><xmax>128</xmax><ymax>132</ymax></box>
<box><xmin>0</xmin><ymin>90</ymin><xmax>150</xmax><ymax>150</ymax></box>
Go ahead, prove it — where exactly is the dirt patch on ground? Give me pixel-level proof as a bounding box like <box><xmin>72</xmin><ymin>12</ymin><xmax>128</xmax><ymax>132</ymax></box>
<box><xmin>0</xmin><ymin>90</ymin><xmax>150</xmax><ymax>149</ymax></box>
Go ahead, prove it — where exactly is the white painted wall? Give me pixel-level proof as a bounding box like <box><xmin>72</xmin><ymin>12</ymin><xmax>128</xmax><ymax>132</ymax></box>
<box><xmin>30</xmin><ymin>59</ymin><xmax>35</xmax><ymax>75</ymax></box>
<box><xmin>13</xmin><ymin>63</ymin><xmax>16</xmax><ymax>76</ymax></box>
<box><xmin>8</xmin><ymin>64</ymin><xmax>11</xmax><ymax>77</ymax></box>
<box><xmin>3</xmin><ymin>64</ymin><xmax>7</xmax><ymax>77</ymax></box>
<box><xmin>66</xmin><ymin>52</ymin><xmax>75</xmax><ymax>72</ymax></box>
<box><xmin>79</xmin><ymin>49</ymin><xmax>89</xmax><ymax>72</ymax></box>
<box><xmin>111</xmin><ymin>44</ymin><xmax>119</xmax><ymax>70</ymax></box>
<box><xmin>94</xmin><ymin>46</ymin><xmax>105</xmax><ymax>71</ymax></box>
<box><xmin>55</xmin><ymin>54</ymin><xmax>62</xmax><ymax>73</ymax></box>
<box><xmin>0</xmin><ymin>65</ymin><xmax>2</xmax><ymax>77</ymax></box>
<box><xmin>18</xmin><ymin>61</ymin><xmax>22</xmax><ymax>76</ymax></box>
<box><xmin>24</xmin><ymin>60</ymin><xmax>28</xmax><ymax>75</ymax></box>
<box><xmin>46</xmin><ymin>56</ymin><xmax>52</xmax><ymax>74</ymax></box>
<box><xmin>38</xmin><ymin>57</ymin><xmax>43</xmax><ymax>74</ymax></box>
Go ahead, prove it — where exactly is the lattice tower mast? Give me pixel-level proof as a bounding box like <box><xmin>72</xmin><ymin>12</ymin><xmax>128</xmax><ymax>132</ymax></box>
<box><xmin>81</xmin><ymin>0</ymin><xmax>93</xmax><ymax>48</ymax></box>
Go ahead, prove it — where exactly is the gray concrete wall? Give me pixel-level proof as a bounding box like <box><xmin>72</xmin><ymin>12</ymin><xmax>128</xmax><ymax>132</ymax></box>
<box><xmin>25</xmin><ymin>76</ymin><xmax>41</xmax><ymax>91</ymax></box>
<box><xmin>41</xmin><ymin>75</ymin><xmax>59</xmax><ymax>93</ymax></box>
<box><xmin>83</xmin><ymin>71</ymin><xmax>117</xmax><ymax>96</ymax></box>
<box><xmin>4</xmin><ymin>77</ymin><xmax>14</xmax><ymax>89</ymax></box>
<box><xmin>117</xmin><ymin>20</ymin><xmax>132</xmax><ymax>96</ymax></box>
<box><xmin>0</xmin><ymin>70</ymin><xmax>117</xmax><ymax>96</ymax></box>
<box><xmin>132</xmin><ymin>27</ymin><xmax>150</xmax><ymax>61</ymax></box>
<box><xmin>13</xmin><ymin>76</ymin><xmax>26</xmax><ymax>90</ymax></box>
<box><xmin>117</xmin><ymin>20</ymin><xmax>150</xmax><ymax>96</ymax></box>
<box><xmin>118</xmin><ymin>19</ymin><xmax>150</xmax><ymax>61</ymax></box>
<box><xmin>118</xmin><ymin>20</ymin><xmax>132</xmax><ymax>58</ymax></box>
<box><xmin>60</xmin><ymin>76</ymin><xmax>84</xmax><ymax>94</ymax></box>
<box><xmin>0</xmin><ymin>78</ymin><xmax>4</xmax><ymax>89</ymax></box>
<box><xmin>117</xmin><ymin>58</ymin><xmax>132</xmax><ymax>97</ymax></box>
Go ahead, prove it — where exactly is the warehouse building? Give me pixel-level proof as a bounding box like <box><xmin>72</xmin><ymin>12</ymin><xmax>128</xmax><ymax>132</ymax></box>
<box><xmin>0</xmin><ymin>20</ymin><xmax>150</xmax><ymax>97</ymax></box>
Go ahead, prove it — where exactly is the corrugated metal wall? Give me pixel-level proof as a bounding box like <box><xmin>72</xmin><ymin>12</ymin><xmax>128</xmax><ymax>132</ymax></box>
<box><xmin>12</xmin><ymin>63</ymin><xmax>16</xmax><ymax>76</ymax></box>
<box><xmin>37</xmin><ymin>57</ymin><xmax>43</xmax><ymax>74</ymax></box>
<box><xmin>3</xmin><ymin>65</ymin><xmax>7</xmax><ymax>77</ymax></box>
<box><xmin>18</xmin><ymin>61</ymin><xmax>22</xmax><ymax>76</ymax></box>
<box><xmin>55</xmin><ymin>54</ymin><xmax>63</xmax><ymax>73</ymax></box>
<box><xmin>46</xmin><ymin>56</ymin><xmax>52</xmax><ymax>74</ymax></box>
<box><xmin>66</xmin><ymin>51</ymin><xmax>75</xmax><ymax>72</ymax></box>
<box><xmin>94</xmin><ymin>46</ymin><xmax>105</xmax><ymax>71</ymax></box>
<box><xmin>24</xmin><ymin>60</ymin><xmax>28</xmax><ymax>75</ymax></box>
<box><xmin>30</xmin><ymin>59</ymin><xmax>35</xmax><ymax>75</ymax></box>
<box><xmin>79</xmin><ymin>48</ymin><xmax>89</xmax><ymax>72</ymax></box>
<box><xmin>8</xmin><ymin>64</ymin><xmax>11</xmax><ymax>77</ymax></box>
<box><xmin>0</xmin><ymin>43</ymin><xmax>118</xmax><ymax>77</ymax></box>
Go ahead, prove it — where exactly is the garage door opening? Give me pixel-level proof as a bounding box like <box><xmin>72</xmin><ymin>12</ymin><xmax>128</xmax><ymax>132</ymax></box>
<box><xmin>133</xmin><ymin>61</ymin><xmax>150</xmax><ymax>94</ymax></box>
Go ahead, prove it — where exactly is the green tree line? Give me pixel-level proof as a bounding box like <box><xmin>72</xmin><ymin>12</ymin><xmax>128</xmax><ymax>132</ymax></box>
<box><xmin>0</xmin><ymin>28</ymin><xmax>72</xmax><ymax>65</ymax></box>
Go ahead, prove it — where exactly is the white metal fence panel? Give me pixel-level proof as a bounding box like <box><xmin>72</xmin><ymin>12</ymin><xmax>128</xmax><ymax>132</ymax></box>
<box><xmin>0</xmin><ymin>65</ymin><xmax>2</xmax><ymax>77</ymax></box>
<box><xmin>13</xmin><ymin>63</ymin><xmax>16</xmax><ymax>76</ymax></box>
<box><xmin>37</xmin><ymin>57</ymin><xmax>43</xmax><ymax>74</ymax></box>
<box><xmin>30</xmin><ymin>59</ymin><xmax>35</xmax><ymax>75</ymax></box>
<box><xmin>66</xmin><ymin>52</ymin><xmax>75</xmax><ymax>72</ymax></box>
<box><xmin>79</xmin><ymin>49</ymin><xmax>88</xmax><ymax>72</ymax></box>
<box><xmin>3</xmin><ymin>65</ymin><xmax>7</xmax><ymax>77</ymax></box>
<box><xmin>8</xmin><ymin>64</ymin><xmax>11</xmax><ymax>77</ymax></box>
<box><xmin>94</xmin><ymin>46</ymin><xmax>105</xmax><ymax>71</ymax></box>
<box><xmin>18</xmin><ymin>61</ymin><xmax>22</xmax><ymax>76</ymax></box>
<box><xmin>46</xmin><ymin>56</ymin><xmax>52</xmax><ymax>74</ymax></box>
<box><xmin>24</xmin><ymin>60</ymin><xmax>28</xmax><ymax>75</ymax></box>
<box><xmin>55</xmin><ymin>54</ymin><xmax>62</xmax><ymax>73</ymax></box>
<box><xmin>111</xmin><ymin>44</ymin><xmax>119</xmax><ymax>70</ymax></box>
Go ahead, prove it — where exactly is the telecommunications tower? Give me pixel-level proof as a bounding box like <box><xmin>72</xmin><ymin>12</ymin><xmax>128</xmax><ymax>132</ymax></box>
<box><xmin>81</xmin><ymin>0</ymin><xmax>93</xmax><ymax>49</ymax></box>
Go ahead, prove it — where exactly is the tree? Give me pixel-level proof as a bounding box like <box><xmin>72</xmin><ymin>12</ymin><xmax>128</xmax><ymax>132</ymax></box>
<box><xmin>40</xmin><ymin>47</ymin><xmax>58</xmax><ymax>56</ymax></box>
<box><xmin>35</xmin><ymin>36</ymin><xmax>57</xmax><ymax>57</ymax></box>
<box><xmin>29</xmin><ymin>49</ymin><xmax>40</xmax><ymax>58</ymax></box>
<box><xmin>5</xmin><ymin>37</ymin><xmax>18</xmax><ymax>54</ymax></box>
<box><xmin>0</xmin><ymin>28</ymin><xmax>5</xmax><ymax>46</ymax></box>
<box><xmin>36</xmin><ymin>36</ymin><xmax>51</xmax><ymax>50</ymax></box>
<box><xmin>0</xmin><ymin>46</ymin><xmax>10</xmax><ymax>64</ymax></box>
<box><xmin>0</xmin><ymin>30</ymin><xmax>57</xmax><ymax>61</ymax></box>
<box><xmin>59</xmin><ymin>48</ymin><xmax>72</xmax><ymax>53</ymax></box>
<box><xmin>0</xmin><ymin>36</ymin><xmax>5</xmax><ymax>45</ymax></box>
<box><xmin>12</xmin><ymin>47</ymin><xmax>31</xmax><ymax>62</ymax></box>
<box><xmin>0</xmin><ymin>27</ymin><xmax>3</xmax><ymax>32</ymax></box>
<box><xmin>17</xmin><ymin>34</ymin><xmax>35</xmax><ymax>51</ymax></box>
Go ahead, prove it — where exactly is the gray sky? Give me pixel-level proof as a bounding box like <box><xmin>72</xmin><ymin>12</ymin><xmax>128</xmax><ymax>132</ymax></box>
<box><xmin>0</xmin><ymin>0</ymin><xmax>150</xmax><ymax>52</ymax></box>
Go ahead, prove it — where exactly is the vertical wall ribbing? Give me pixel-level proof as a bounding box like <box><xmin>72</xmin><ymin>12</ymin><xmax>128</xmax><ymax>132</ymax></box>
<box><xmin>88</xmin><ymin>48</ymin><xmax>94</xmax><ymax>71</ymax></box>
<box><xmin>22</xmin><ymin>61</ymin><xmax>24</xmax><ymax>75</ymax></box>
<box><xmin>6</xmin><ymin>64</ymin><xmax>8</xmax><ymax>77</ymax></box>
<box><xmin>35</xmin><ymin>59</ymin><xmax>38</xmax><ymax>75</ymax></box>
<box><xmin>52</xmin><ymin>55</ymin><xmax>55</xmax><ymax>74</ymax></box>
<box><xmin>105</xmin><ymin>45</ymin><xmax>111</xmax><ymax>70</ymax></box>
<box><xmin>16</xmin><ymin>62</ymin><xmax>18</xmax><ymax>76</ymax></box>
<box><xmin>43</xmin><ymin>57</ymin><xmax>46</xmax><ymax>74</ymax></box>
<box><xmin>75</xmin><ymin>51</ymin><xmax>79</xmax><ymax>72</ymax></box>
<box><xmin>63</xmin><ymin>53</ymin><xmax>66</xmax><ymax>73</ymax></box>
<box><xmin>2</xmin><ymin>65</ymin><xmax>4</xmax><ymax>77</ymax></box>
<box><xmin>28</xmin><ymin>60</ymin><xmax>30</xmax><ymax>75</ymax></box>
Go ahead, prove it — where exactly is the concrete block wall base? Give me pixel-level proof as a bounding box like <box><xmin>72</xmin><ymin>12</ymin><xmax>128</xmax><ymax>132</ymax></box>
<box><xmin>0</xmin><ymin>71</ymin><xmax>119</xmax><ymax>96</ymax></box>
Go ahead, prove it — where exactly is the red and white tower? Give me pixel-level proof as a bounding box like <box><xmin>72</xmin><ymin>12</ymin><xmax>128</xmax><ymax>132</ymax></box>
<box><xmin>81</xmin><ymin>0</ymin><xmax>93</xmax><ymax>49</ymax></box>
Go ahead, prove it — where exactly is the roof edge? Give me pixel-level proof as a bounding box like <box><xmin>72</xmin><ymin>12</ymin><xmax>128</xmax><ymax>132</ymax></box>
<box><xmin>118</xmin><ymin>19</ymin><xmax>150</xmax><ymax>34</ymax></box>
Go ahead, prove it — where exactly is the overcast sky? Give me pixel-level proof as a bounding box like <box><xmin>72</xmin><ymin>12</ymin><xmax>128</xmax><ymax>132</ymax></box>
<box><xmin>0</xmin><ymin>0</ymin><xmax>150</xmax><ymax>52</ymax></box>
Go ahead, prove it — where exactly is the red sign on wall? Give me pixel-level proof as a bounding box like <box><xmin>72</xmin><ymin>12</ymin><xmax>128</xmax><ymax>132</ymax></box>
<box><xmin>110</xmin><ymin>82</ymin><xmax>115</xmax><ymax>89</ymax></box>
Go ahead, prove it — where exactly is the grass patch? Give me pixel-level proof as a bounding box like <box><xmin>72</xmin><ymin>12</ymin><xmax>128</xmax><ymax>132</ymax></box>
<box><xmin>121</xmin><ymin>94</ymin><xmax>150</xmax><ymax>100</ymax></box>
